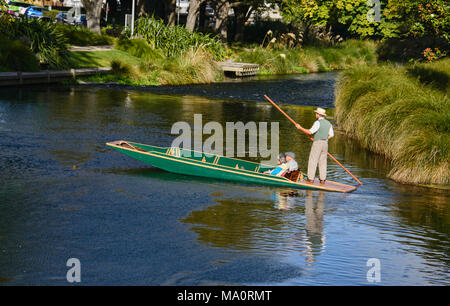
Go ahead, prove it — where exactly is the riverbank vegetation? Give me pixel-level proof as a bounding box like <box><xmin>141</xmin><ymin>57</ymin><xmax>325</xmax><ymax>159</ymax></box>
<box><xmin>1</xmin><ymin>1</ymin><xmax>448</xmax><ymax>83</ymax></box>
<box><xmin>0</xmin><ymin>17</ymin><xmax>71</xmax><ymax>70</ymax></box>
<box><xmin>75</xmin><ymin>37</ymin><xmax>377</xmax><ymax>85</ymax></box>
<box><xmin>335</xmin><ymin>58</ymin><xmax>449</xmax><ymax>186</ymax></box>
<box><xmin>72</xmin><ymin>13</ymin><xmax>378</xmax><ymax>85</ymax></box>
<box><xmin>231</xmin><ymin>39</ymin><xmax>377</xmax><ymax>74</ymax></box>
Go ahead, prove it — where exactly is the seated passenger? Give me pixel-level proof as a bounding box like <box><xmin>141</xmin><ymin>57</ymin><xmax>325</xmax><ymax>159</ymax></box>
<box><xmin>265</xmin><ymin>153</ymin><xmax>289</xmax><ymax>176</ymax></box>
<box><xmin>284</xmin><ymin>152</ymin><xmax>298</xmax><ymax>172</ymax></box>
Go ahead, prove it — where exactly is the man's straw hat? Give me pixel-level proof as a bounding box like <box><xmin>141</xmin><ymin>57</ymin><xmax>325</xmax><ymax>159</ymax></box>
<box><xmin>315</xmin><ymin>107</ymin><xmax>327</xmax><ymax>116</ymax></box>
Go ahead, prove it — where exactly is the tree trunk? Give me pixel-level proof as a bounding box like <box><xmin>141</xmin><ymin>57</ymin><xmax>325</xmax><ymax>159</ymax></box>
<box><xmin>233</xmin><ymin>5</ymin><xmax>252</xmax><ymax>42</ymax></box>
<box><xmin>164</xmin><ymin>0</ymin><xmax>177</xmax><ymax>26</ymax></box>
<box><xmin>214</xmin><ymin>0</ymin><xmax>231</xmax><ymax>42</ymax></box>
<box><xmin>81</xmin><ymin>0</ymin><xmax>103</xmax><ymax>34</ymax></box>
<box><xmin>186</xmin><ymin>0</ymin><xmax>203</xmax><ymax>32</ymax></box>
<box><xmin>198</xmin><ymin>2</ymin><xmax>207</xmax><ymax>30</ymax></box>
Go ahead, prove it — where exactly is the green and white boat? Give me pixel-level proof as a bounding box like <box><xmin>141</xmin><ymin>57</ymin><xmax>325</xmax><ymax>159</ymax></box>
<box><xmin>107</xmin><ymin>140</ymin><xmax>358</xmax><ymax>193</ymax></box>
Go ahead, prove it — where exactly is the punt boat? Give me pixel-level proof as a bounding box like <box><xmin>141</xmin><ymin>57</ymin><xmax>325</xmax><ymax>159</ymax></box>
<box><xmin>106</xmin><ymin>140</ymin><xmax>358</xmax><ymax>193</ymax></box>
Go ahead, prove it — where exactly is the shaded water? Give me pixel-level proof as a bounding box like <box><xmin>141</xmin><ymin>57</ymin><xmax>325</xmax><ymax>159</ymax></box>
<box><xmin>85</xmin><ymin>72</ymin><xmax>337</xmax><ymax>107</ymax></box>
<box><xmin>0</xmin><ymin>74</ymin><xmax>448</xmax><ymax>285</ymax></box>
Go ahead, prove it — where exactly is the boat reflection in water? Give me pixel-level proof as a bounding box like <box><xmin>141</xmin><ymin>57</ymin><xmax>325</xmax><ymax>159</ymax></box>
<box><xmin>272</xmin><ymin>189</ymin><xmax>299</xmax><ymax>211</ymax></box>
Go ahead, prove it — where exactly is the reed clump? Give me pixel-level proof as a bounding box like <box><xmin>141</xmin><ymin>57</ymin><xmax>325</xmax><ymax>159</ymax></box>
<box><xmin>109</xmin><ymin>31</ymin><xmax>222</xmax><ymax>85</ymax></box>
<box><xmin>157</xmin><ymin>48</ymin><xmax>222</xmax><ymax>85</ymax></box>
<box><xmin>335</xmin><ymin>58</ymin><xmax>450</xmax><ymax>186</ymax></box>
<box><xmin>89</xmin><ymin>43</ymin><xmax>221</xmax><ymax>86</ymax></box>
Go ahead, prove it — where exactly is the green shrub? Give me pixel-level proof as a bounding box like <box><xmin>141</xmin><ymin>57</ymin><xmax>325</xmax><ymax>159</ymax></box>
<box><xmin>133</xmin><ymin>16</ymin><xmax>225</xmax><ymax>59</ymax></box>
<box><xmin>101</xmin><ymin>25</ymin><xmax>124</xmax><ymax>37</ymax></box>
<box><xmin>56</xmin><ymin>24</ymin><xmax>115</xmax><ymax>46</ymax></box>
<box><xmin>0</xmin><ymin>18</ymin><xmax>70</xmax><ymax>69</ymax></box>
<box><xmin>377</xmin><ymin>37</ymin><xmax>449</xmax><ymax>62</ymax></box>
<box><xmin>0</xmin><ymin>35</ymin><xmax>40</xmax><ymax>71</ymax></box>
<box><xmin>115</xmin><ymin>37</ymin><xmax>164</xmax><ymax>62</ymax></box>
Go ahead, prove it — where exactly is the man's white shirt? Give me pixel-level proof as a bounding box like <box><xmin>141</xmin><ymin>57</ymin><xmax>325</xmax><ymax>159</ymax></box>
<box><xmin>309</xmin><ymin>118</ymin><xmax>334</xmax><ymax>138</ymax></box>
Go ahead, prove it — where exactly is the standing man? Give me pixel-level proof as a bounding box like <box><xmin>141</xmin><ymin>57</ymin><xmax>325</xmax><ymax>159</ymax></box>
<box><xmin>295</xmin><ymin>108</ymin><xmax>334</xmax><ymax>184</ymax></box>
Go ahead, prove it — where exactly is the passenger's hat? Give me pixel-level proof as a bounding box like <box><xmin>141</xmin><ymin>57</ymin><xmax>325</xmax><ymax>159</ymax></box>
<box><xmin>285</xmin><ymin>152</ymin><xmax>296</xmax><ymax>159</ymax></box>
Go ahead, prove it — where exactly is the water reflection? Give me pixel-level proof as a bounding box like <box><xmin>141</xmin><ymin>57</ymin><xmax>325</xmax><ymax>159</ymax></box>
<box><xmin>272</xmin><ymin>190</ymin><xmax>326</xmax><ymax>263</ymax></box>
<box><xmin>272</xmin><ymin>189</ymin><xmax>299</xmax><ymax>211</ymax></box>
<box><xmin>97</xmin><ymin>71</ymin><xmax>339</xmax><ymax>108</ymax></box>
<box><xmin>1</xmin><ymin>84</ymin><xmax>449</xmax><ymax>285</ymax></box>
<box><xmin>304</xmin><ymin>191</ymin><xmax>325</xmax><ymax>263</ymax></box>
<box><xmin>182</xmin><ymin>196</ymin><xmax>278</xmax><ymax>251</ymax></box>
<box><xmin>182</xmin><ymin>188</ymin><xmax>328</xmax><ymax>266</ymax></box>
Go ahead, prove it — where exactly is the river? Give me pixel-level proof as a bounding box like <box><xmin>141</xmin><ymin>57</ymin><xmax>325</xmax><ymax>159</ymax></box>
<box><xmin>0</xmin><ymin>73</ymin><xmax>448</xmax><ymax>285</ymax></box>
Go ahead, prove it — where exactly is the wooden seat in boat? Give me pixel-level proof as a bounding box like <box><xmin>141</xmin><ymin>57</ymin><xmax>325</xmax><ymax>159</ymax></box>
<box><xmin>283</xmin><ymin>170</ymin><xmax>301</xmax><ymax>182</ymax></box>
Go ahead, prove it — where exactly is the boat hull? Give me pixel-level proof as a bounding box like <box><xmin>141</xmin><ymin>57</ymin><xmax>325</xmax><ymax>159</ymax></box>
<box><xmin>107</xmin><ymin>141</ymin><xmax>357</xmax><ymax>193</ymax></box>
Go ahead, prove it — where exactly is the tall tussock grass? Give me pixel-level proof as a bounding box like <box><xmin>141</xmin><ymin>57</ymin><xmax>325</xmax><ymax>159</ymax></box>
<box><xmin>91</xmin><ymin>39</ymin><xmax>221</xmax><ymax>85</ymax></box>
<box><xmin>158</xmin><ymin>48</ymin><xmax>221</xmax><ymax>85</ymax></box>
<box><xmin>233</xmin><ymin>39</ymin><xmax>377</xmax><ymax>75</ymax></box>
<box><xmin>406</xmin><ymin>59</ymin><xmax>450</xmax><ymax>93</ymax></box>
<box><xmin>335</xmin><ymin>59</ymin><xmax>450</xmax><ymax>186</ymax></box>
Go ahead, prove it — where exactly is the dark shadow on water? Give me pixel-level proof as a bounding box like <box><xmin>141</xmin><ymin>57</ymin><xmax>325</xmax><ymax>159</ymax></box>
<box><xmin>76</xmin><ymin>71</ymin><xmax>339</xmax><ymax>108</ymax></box>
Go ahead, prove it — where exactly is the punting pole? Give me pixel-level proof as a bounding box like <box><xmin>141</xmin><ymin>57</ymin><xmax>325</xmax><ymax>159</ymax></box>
<box><xmin>264</xmin><ymin>94</ymin><xmax>363</xmax><ymax>186</ymax></box>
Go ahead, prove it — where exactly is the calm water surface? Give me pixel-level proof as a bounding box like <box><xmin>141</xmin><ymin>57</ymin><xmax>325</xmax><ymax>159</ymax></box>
<box><xmin>0</xmin><ymin>73</ymin><xmax>448</xmax><ymax>285</ymax></box>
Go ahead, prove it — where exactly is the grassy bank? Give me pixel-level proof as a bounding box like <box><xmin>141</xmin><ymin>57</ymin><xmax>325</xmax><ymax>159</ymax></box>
<box><xmin>0</xmin><ymin>17</ymin><xmax>377</xmax><ymax>85</ymax></box>
<box><xmin>231</xmin><ymin>40</ymin><xmax>377</xmax><ymax>74</ymax></box>
<box><xmin>74</xmin><ymin>45</ymin><xmax>222</xmax><ymax>86</ymax></box>
<box><xmin>69</xmin><ymin>50</ymin><xmax>142</xmax><ymax>68</ymax></box>
<box><xmin>75</xmin><ymin>39</ymin><xmax>377</xmax><ymax>86</ymax></box>
<box><xmin>335</xmin><ymin>58</ymin><xmax>449</xmax><ymax>186</ymax></box>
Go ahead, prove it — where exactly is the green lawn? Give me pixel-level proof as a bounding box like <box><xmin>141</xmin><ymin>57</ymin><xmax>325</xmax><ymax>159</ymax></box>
<box><xmin>69</xmin><ymin>50</ymin><xmax>142</xmax><ymax>68</ymax></box>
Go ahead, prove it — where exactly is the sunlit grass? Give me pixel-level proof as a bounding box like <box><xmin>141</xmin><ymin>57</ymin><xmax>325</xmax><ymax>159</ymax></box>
<box><xmin>69</xmin><ymin>50</ymin><xmax>142</xmax><ymax>68</ymax></box>
<box><xmin>231</xmin><ymin>39</ymin><xmax>377</xmax><ymax>75</ymax></box>
<box><xmin>76</xmin><ymin>47</ymin><xmax>221</xmax><ymax>86</ymax></box>
<box><xmin>335</xmin><ymin>58</ymin><xmax>450</xmax><ymax>185</ymax></box>
<box><xmin>157</xmin><ymin>48</ymin><xmax>222</xmax><ymax>85</ymax></box>
<box><xmin>73</xmin><ymin>39</ymin><xmax>378</xmax><ymax>86</ymax></box>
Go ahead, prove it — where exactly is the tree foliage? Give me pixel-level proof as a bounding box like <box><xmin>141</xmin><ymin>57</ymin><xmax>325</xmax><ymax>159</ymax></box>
<box><xmin>278</xmin><ymin>0</ymin><xmax>449</xmax><ymax>41</ymax></box>
<box><xmin>385</xmin><ymin>0</ymin><xmax>449</xmax><ymax>41</ymax></box>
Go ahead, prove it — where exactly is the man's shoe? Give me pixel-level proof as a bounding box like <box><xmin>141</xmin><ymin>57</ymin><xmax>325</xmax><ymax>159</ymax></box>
<box><xmin>319</xmin><ymin>179</ymin><xmax>326</xmax><ymax>184</ymax></box>
<box><xmin>305</xmin><ymin>178</ymin><xmax>314</xmax><ymax>184</ymax></box>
